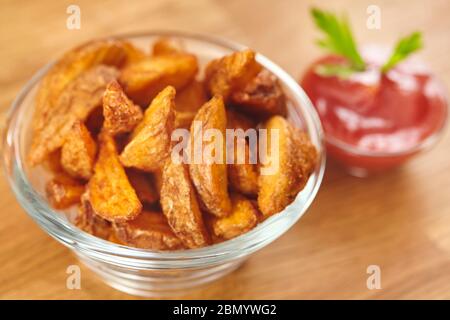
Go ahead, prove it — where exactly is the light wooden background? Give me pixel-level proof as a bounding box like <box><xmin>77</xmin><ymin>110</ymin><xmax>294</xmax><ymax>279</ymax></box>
<box><xmin>1</xmin><ymin>0</ymin><xmax>450</xmax><ymax>299</ymax></box>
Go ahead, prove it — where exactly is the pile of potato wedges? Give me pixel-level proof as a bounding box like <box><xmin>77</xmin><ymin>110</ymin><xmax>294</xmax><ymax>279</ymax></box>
<box><xmin>31</xmin><ymin>38</ymin><xmax>317</xmax><ymax>250</ymax></box>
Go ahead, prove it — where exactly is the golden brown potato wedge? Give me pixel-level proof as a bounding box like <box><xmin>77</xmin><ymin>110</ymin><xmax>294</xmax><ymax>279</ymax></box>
<box><xmin>46</xmin><ymin>175</ymin><xmax>85</xmax><ymax>209</ymax></box>
<box><xmin>120</xmin><ymin>86</ymin><xmax>176</xmax><ymax>172</ymax></box>
<box><xmin>75</xmin><ymin>192</ymin><xmax>112</xmax><ymax>240</ymax></box>
<box><xmin>226</xmin><ymin>109</ymin><xmax>259</xmax><ymax>196</ymax></box>
<box><xmin>114</xmin><ymin>210</ymin><xmax>184</xmax><ymax>250</ymax></box>
<box><xmin>189</xmin><ymin>96</ymin><xmax>231</xmax><ymax>217</ymax></box>
<box><xmin>152</xmin><ymin>38</ymin><xmax>183</xmax><ymax>56</ymax></box>
<box><xmin>33</xmin><ymin>40</ymin><xmax>143</xmax><ymax>135</ymax></box>
<box><xmin>61</xmin><ymin>121</ymin><xmax>97</xmax><ymax>180</ymax></box>
<box><xmin>228</xmin><ymin>141</ymin><xmax>259</xmax><ymax>196</ymax></box>
<box><xmin>29</xmin><ymin>65</ymin><xmax>119</xmax><ymax>165</ymax></box>
<box><xmin>257</xmin><ymin>116</ymin><xmax>317</xmax><ymax>217</ymax></box>
<box><xmin>119</xmin><ymin>53</ymin><xmax>198</xmax><ymax>106</ymax></box>
<box><xmin>43</xmin><ymin>149</ymin><xmax>64</xmax><ymax>174</ymax></box>
<box><xmin>88</xmin><ymin>133</ymin><xmax>142</xmax><ymax>222</ymax></box>
<box><xmin>230</xmin><ymin>69</ymin><xmax>286</xmax><ymax>117</ymax></box>
<box><xmin>126</xmin><ymin>168</ymin><xmax>158</xmax><ymax>204</ymax></box>
<box><xmin>160</xmin><ymin>157</ymin><xmax>210</xmax><ymax>248</ymax></box>
<box><xmin>102</xmin><ymin>80</ymin><xmax>143</xmax><ymax>135</ymax></box>
<box><xmin>174</xmin><ymin>80</ymin><xmax>207</xmax><ymax>128</ymax></box>
<box><xmin>204</xmin><ymin>49</ymin><xmax>262</xmax><ymax>100</ymax></box>
<box><xmin>211</xmin><ymin>193</ymin><xmax>259</xmax><ymax>240</ymax></box>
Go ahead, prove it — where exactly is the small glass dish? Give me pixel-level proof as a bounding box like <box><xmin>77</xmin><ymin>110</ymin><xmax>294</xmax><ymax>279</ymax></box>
<box><xmin>2</xmin><ymin>31</ymin><xmax>325</xmax><ymax>297</ymax></box>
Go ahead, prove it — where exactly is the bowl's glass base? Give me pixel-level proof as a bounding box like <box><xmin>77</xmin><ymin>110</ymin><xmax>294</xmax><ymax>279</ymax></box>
<box><xmin>77</xmin><ymin>253</ymin><xmax>244</xmax><ymax>297</ymax></box>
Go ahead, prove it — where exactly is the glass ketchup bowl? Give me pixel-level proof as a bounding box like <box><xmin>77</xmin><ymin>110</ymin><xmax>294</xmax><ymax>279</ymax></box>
<box><xmin>301</xmin><ymin>46</ymin><xmax>448</xmax><ymax>177</ymax></box>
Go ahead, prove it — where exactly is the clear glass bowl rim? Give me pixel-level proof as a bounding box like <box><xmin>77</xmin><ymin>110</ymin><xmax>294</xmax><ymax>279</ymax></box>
<box><xmin>2</xmin><ymin>30</ymin><xmax>326</xmax><ymax>269</ymax></box>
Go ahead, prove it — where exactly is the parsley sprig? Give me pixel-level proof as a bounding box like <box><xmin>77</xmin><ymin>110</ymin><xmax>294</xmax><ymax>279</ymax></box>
<box><xmin>311</xmin><ymin>8</ymin><xmax>423</xmax><ymax>77</ymax></box>
<box><xmin>311</xmin><ymin>8</ymin><xmax>366</xmax><ymax>72</ymax></box>
<box><xmin>382</xmin><ymin>32</ymin><xmax>423</xmax><ymax>73</ymax></box>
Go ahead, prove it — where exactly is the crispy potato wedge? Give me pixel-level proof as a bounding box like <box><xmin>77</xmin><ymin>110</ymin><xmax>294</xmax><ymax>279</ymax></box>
<box><xmin>120</xmin><ymin>86</ymin><xmax>176</xmax><ymax>172</ymax></box>
<box><xmin>103</xmin><ymin>80</ymin><xmax>143</xmax><ymax>135</ymax></box>
<box><xmin>228</xmin><ymin>141</ymin><xmax>259</xmax><ymax>196</ymax></box>
<box><xmin>204</xmin><ymin>49</ymin><xmax>262</xmax><ymax>100</ymax></box>
<box><xmin>61</xmin><ymin>121</ymin><xmax>97</xmax><ymax>180</ymax></box>
<box><xmin>88</xmin><ymin>133</ymin><xmax>142</xmax><ymax>222</ymax></box>
<box><xmin>119</xmin><ymin>53</ymin><xmax>198</xmax><ymax>106</ymax></box>
<box><xmin>76</xmin><ymin>192</ymin><xmax>112</xmax><ymax>240</ymax></box>
<box><xmin>189</xmin><ymin>96</ymin><xmax>231</xmax><ymax>217</ymax></box>
<box><xmin>114</xmin><ymin>210</ymin><xmax>184</xmax><ymax>250</ymax></box>
<box><xmin>33</xmin><ymin>40</ymin><xmax>142</xmax><ymax>135</ymax></box>
<box><xmin>152</xmin><ymin>38</ymin><xmax>183</xmax><ymax>56</ymax></box>
<box><xmin>126</xmin><ymin>169</ymin><xmax>158</xmax><ymax>204</ymax></box>
<box><xmin>211</xmin><ymin>193</ymin><xmax>259</xmax><ymax>240</ymax></box>
<box><xmin>29</xmin><ymin>65</ymin><xmax>119</xmax><ymax>165</ymax></box>
<box><xmin>257</xmin><ymin>116</ymin><xmax>317</xmax><ymax>217</ymax></box>
<box><xmin>46</xmin><ymin>175</ymin><xmax>85</xmax><ymax>209</ymax></box>
<box><xmin>174</xmin><ymin>80</ymin><xmax>207</xmax><ymax>128</ymax></box>
<box><xmin>43</xmin><ymin>149</ymin><xmax>64</xmax><ymax>174</ymax></box>
<box><xmin>230</xmin><ymin>69</ymin><xmax>286</xmax><ymax>117</ymax></box>
<box><xmin>226</xmin><ymin>109</ymin><xmax>259</xmax><ymax>196</ymax></box>
<box><xmin>160</xmin><ymin>157</ymin><xmax>210</xmax><ymax>248</ymax></box>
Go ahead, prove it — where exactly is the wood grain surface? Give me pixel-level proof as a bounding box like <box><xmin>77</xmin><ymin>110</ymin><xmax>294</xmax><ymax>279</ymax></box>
<box><xmin>1</xmin><ymin>0</ymin><xmax>449</xmax><ymax>299</ymax></box>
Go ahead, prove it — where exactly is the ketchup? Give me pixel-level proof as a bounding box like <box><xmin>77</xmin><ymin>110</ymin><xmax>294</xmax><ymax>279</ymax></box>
<box><xmin>301</xmin><ymin>48</ymin><xmax>448</xmax><ymax>173</ymax></box>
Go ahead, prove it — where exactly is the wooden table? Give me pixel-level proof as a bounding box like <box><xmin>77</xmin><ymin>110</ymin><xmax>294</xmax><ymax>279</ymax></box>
<box><xmin>1</xmin><ymin>0</ymin><xmax>449</xmax><ymax>299</ymax></box>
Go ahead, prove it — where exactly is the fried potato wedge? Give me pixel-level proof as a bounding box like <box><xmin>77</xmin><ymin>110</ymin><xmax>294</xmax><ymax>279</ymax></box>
<box><xmin>228</xmin><ymin>141</ymin><xmax>259</xmax><ymax>196</ymax></box>
<box><xmin>75</xmin><ymin>192</ymin><xmax>112</xmax><ymax>240</ymax></box>
<box><xmin>120</xmin><ymin>86</ymin><xmax>176</xmax><ymax>172</ymax></box>
<box><xmin>119</xmin><ymin>53</ymin><xmax>198</xmax><ymax>106</ymax></box>
<box><xmin>189</xmin><ymin>96</ymin><xmax>231</xmax><ymax>217</ymax></box>
<box><xmin>174</xmin><ymin>80</ymin><xmax>207</xmax><ymax>128</ymax></box>
<box><xmin>257</xmin><ymin>116</ymin><xmax>317</xmax><ymax>217</ymax></box>
<box><xmin>160</xmin><ymin>157</ymin><xmax>210</xmax><ymax>248</ymax></box>
<box><xmin>88</xmin><ymin>133</ymin><xmax>142</xmax><ymax>222</ymax></box>
<box><xmin>230</xmin><ymin>69</ymin><xmax>286</xmax><ymax>117</ymax></box>
<box><xmin>211</xmin><ymin>193</ymin><xmax>259</xmax><ymax>240</ymax></box>
<box><xmin>46</xmin><ymin>175</ymin><xmax>85</xmax><ymax>209</ymax></box>
<box><xmin>33</xmin><ymin>40</ymin><xmax>142</xmax><ymax>134</ymax></box>
<box><xmin>226</xmin><ymin>110</ymin><xmax>259</xmax><ymax>196</ymax></box>
<box><xmin>103</xmin><ymin>80</ymin><xmax>143</xmax><ymax>135</ymax></box>
<box><xmin>29</xmin><ymin>65</ymin><xmax>119</xmax><ymax>165</ymax></box>
<box><xmin>204</xmin><ymin>49</ymin><xmax>262</xmax><ymax>100</ymax></box>
<box><xmin>114</xmin><ymin>210</ymin><xmax>184</xmax><ymax>250</ymax></box>
<box><xmin>152</xmin><ymin>38</ymin><xmax>183</xmax><ymax>56</ymax></box>
<box><xmin>126</xmin><ymin>169</ymin><xmax>158</xmax><ymax>204</ymax></box>
<box><xmin>61</xmin><ymin>121</ymin><xmax>97</xmax><ymax>180</ymax></box>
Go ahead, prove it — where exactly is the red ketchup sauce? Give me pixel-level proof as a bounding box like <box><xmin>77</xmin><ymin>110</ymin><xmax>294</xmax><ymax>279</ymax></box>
<box><xmin>301</xmin><ymin>47</ymin><xmax>448</xmax><ymax>173</ymax></box>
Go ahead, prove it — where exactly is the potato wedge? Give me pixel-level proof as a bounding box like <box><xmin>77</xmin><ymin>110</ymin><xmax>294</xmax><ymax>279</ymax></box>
<box><xmin>46</xmin><ymin>175</ymin><xmax>85</xmax><ymax>209</ymax></box>
<box><xmin>76</xmin><ymin>192</ymin><xmax>112</xmax><ymax>240</ymax></box>
<box><xmin>152</xmin><ymin>38</ymin><xmax>183</xmax><ymax>56</ymax></box>
<box><xmin>33</xmin><ymin>40</ymin><xmax>142</xmax><ymax>135</ymax></box>
<box><xmin>126</xmin><ymin>169</ymin><xmax>158</xmax><ymax>204</ymax></box>
<box><xmin>120</xmin><ymin>86</ymin><xmax>176</xmax><ymax>172</ymax></box>
<box><xmin>88</xmin><ymin>133</ymin><xmax>142</xmax><ymax>222</ymax></box>
<box><xmin>103</xmin><ymin>80</ymin><xmax>143</xmax><ymax>135</ymax></box>
<box><xmin>228</xmin><ymin>142</ymin><xmax>259</xmax><ymax>196</ymax></box>
<box><xmin>189</xmin><ymin>96</ymin><xmax>231</xmax><ymax>217</ymax></box>
<box><xmin>119</xmin><ymin>53</ymin><xmax>198</xmax><ymax>106</ymax></box>
<box><xmin>257</xmin><ymin>116</ymin><xmax>317</xmax><ymax>217</ymax></box>
<box><xmin>29</xmin><ymin>65</ymin><xmax>119</xmax><ymax>165</ymax></box>
<box><xmin>230</xmin><ymin>69</ymin><xmax>286</xmax><ymax>117</ymax></box>
<box><xmin>174</xmin><ymin>80</ymin><xmax>207</xmax><ymax>128</ymax></box>
<box><xmin>204</xmin><ymin>49</ymin><xmax>262</xmax><ymax>100</ymax></box>
<box><xmin>226</xmin><ymin>110</ymin><xmax>259</xmax><ymax>196</ymax></box>
<box><xmin>114</xmin><ymin>210</ymin><xmax>184</xmax><ymax>250</ymax></box>
<box><xmin>211</xmin><ymin>193</ymin><xmax>259</xmax><ymax>240</ymax></box>
<box><xmin>160</xmin><ymin>157</ymin><xmax>210</xmax><ymax>248</ymax></box>
<box><xmin>61</xmin><ymin>121</ymin><xmax>97</xmax><ymax>180</ymax></box>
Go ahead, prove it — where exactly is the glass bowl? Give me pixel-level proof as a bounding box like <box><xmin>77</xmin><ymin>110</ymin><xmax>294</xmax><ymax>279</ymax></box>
<box><xmin>2</xmin><ymin>31</ymin><xmax>325</xmax><ymax>297</ymax></box>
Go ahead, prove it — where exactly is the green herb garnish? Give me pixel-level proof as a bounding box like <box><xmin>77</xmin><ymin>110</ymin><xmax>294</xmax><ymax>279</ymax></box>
<box><xmin>315</xmin><ymin>64</ymin><xmax>355</xmax><ymax>79</ymax></box>
<box><xmin>381</xmin><ymin>32</ymin><xmax>423</xmax><ymax>73</ymax></box>
<box><xmin>311</xmin><ymin>7</ymin><xmax>366</xmax><ymax>72</ymax></box>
